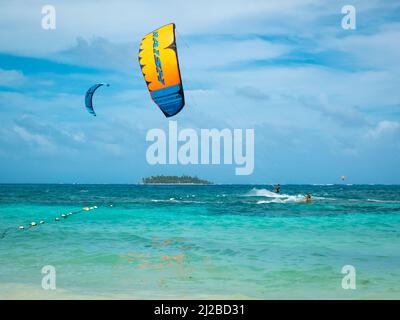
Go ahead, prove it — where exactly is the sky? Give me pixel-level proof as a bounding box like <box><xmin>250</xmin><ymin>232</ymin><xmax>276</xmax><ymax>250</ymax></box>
<box><xmin>0</xmin><ymin>0</ymin><xmax>399</xmax><ymax>184</ymax></box>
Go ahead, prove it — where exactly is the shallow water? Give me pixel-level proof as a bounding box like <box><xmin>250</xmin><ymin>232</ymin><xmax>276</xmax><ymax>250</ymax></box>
<box><xmin>0</xmin><ymin>184</ymin><xmax>399</xmax><ymax>299</ymax></box>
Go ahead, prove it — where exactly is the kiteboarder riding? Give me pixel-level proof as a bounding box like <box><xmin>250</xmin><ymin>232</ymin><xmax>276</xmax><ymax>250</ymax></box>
<box><xmin>273</xmin><ymin>184</ymin><xmax>281</xmax><ymax>193</ymax></box>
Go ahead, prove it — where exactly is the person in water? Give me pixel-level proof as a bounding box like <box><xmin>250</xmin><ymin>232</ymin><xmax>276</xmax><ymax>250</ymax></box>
<box><xmin>273</xmin><ymin>184</ymin><xmax>281</xmax><ymax>193</ymax></box>
<box><xmin>305</xmin><ymin>193</ymin><xmax>312</xmax><ymax>203</ymax></box>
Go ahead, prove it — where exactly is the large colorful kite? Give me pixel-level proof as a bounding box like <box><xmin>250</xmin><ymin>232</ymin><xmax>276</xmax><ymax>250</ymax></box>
<box><xmin>138</xmin><ymin>23</ymin><xmax>185</xmax><ymax>117</ymax></box>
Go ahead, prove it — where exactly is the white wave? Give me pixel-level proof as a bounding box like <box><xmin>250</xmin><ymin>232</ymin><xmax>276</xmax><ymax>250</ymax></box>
<box><xmin>256</xmin><ymin>196</ymin><xmax>304</xmax><ymax>204</ymax></box>
<box><xmin>257</xmin><ymin>200</ymin><xmax>273</xmax><ymax>204</ymax></box>
<box><xmin>151</xmin><ymin>199</ymin><xmax>205</xmax><ymax>204</ymax></box>
<box><xmin>313</xmin><ymin>196</ymin><xmax>331</xmax><ymax>200</ymax></box>
<box><xmin>367</xmin><ymin>198</ymin><xmax>400</xmax><ymax>203</ymax></box>
<box><xmin>245</xmin><ymin>188</ymin><xmax>288</xmax><ymax>198</ymax></box>
<box><xmin>151</xmin><ymin>199</ymin><xmax>177</xmax><ymax>203</ymax></box>
<box><xmin>246</xmin><ymin>188</ymin><xmax>307</xmax><ymax>203</ymax></box>
<box><xmin>367</xmin><ymin>198</ymin><xmax>386</xmax><ymax>203</ymax></box>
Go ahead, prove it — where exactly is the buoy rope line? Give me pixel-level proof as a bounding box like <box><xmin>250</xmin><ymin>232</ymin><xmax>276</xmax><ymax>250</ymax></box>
<box><xmin>1</xmin><ymin>206</ymin><xmax>99</xmax><ymax>239</ymax></box>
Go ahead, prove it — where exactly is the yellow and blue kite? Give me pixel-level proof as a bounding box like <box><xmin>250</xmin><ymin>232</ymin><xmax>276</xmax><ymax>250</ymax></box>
<box><xmin>138</xmin><ymin>23</ymin><xmax>185</xmax><ymax>117</ymax></box>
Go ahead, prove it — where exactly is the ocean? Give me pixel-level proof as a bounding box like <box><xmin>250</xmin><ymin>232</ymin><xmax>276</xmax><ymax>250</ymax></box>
<box><xmin>0</xmin><ymin>184</ymin><xmax>399</xmax><ymax>299</ymax></box>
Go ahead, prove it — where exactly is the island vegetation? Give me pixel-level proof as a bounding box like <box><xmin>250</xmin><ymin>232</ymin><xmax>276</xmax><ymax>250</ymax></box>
<box><xmin>142</xmin><ymin>175</ymin><xmax>212</xmax><ymax>185</ymax></box>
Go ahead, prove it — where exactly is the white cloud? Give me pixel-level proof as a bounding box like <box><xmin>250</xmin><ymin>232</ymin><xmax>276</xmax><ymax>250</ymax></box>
<box><xmin>53</xmin><ymin>37</ymin><xmax>136</xmax><ymax>72</ymax></box>
<box><xmin>0</xmin><ymin>69</ymin><xmax>26</xmax><ymax>87</ymax></box>
<box><xmin>235</xmin><ymin>86</ymin><xmax>270</xmax><ymax>100</ymax></box>
<box><xmin>366</xmin><ymin>120</ymin><xmax>400</xmax><ymax>138</ymax></box>
<box><xmin>322</xmin><ymin>27</ymin><xmax>400</xmax><ymax>71</ymax></box>
<box><xmin>13</xmin><ymin>125</ymin><xmax>54</xmax><ymax>149</ymax></box>
<box><xmin>181</xmin><ymin>39</ymin><xmax>289</xmax><ymax>70</ymax></box>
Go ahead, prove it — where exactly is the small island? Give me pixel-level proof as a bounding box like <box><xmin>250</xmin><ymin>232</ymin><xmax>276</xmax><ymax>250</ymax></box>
<box><xmin>142</xmin><ymin>175</ymin><xmax>212</xmax><ymax>185</ymax></box>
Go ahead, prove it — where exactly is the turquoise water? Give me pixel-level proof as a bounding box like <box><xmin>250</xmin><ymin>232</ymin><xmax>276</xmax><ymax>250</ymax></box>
<box><xmin>0</xmin><ymin>184</ymin><xmax>399</xmax><ymax>299</ymax></box>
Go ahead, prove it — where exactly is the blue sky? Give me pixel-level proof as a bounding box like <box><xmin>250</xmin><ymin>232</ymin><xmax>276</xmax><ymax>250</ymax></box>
<box><xmin>0</xmin><ymin>0</ymin><xmax>399</xmax><ymax>184</ymax></box>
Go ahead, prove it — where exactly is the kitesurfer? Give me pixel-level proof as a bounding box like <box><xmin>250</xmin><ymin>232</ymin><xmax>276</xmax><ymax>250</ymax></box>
<box><xmin>305</xmin><ymin>193</ymin><xmax>312</xmax><ymax>203</ymax></box>
<box><xmin>273</xmin><ymin>184</ymin><xmax>281</xmax><ymax>193</ymax></box>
